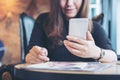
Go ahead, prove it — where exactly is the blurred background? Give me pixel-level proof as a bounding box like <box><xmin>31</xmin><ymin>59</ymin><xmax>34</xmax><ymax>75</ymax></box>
<box><xmin>90</xmin><ymin>0</ymin><xmax>120</xmax><ymax>59</ymax></box>
<box><xmin>0</xmin><ymin>0</ymin><xmax>119</xmax><ymax>65</ymax></box>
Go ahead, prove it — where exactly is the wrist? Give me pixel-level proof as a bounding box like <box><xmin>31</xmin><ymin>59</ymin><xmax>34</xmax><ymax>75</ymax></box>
<box><xmin>93</xmin><ymin>47</ymin><xmax>101</xmax><ymax>59</ymax></box>
<box><xmin>96</xmin><ymin>48</ymin><xmax>105</xmax><ymax>62</ymax></box>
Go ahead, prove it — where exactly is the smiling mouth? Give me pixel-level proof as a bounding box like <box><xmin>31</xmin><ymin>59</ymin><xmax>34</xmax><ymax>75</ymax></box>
<box><xmin>65</xmin><ymin>9</ymin><xmax>75</xmax><ymax>13</ymax></box>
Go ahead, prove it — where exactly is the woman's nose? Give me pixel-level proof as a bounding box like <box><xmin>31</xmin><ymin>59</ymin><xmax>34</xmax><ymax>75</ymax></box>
<box><xmin>66</xmin><ymin>0</ymin><xmax>74</xmax><ymax>6</ymax></box>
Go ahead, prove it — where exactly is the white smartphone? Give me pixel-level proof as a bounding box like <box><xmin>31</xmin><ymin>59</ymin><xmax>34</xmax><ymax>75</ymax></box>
<box><xmin>69</xmin><ymin>18</ymin><xmax>88</xmax><ymax>39</ymax></box>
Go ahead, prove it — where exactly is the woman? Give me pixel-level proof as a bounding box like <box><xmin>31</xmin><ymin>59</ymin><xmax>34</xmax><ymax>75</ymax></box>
<box><xmin>25</xmin><ymin>0</ymin><xmax>117</xmax><ymax>64</ymax></box>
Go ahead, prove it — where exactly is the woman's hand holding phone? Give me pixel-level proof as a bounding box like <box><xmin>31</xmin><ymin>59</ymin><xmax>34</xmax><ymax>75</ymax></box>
<box><xmin>64</xmin><ymin>18</ymin><xmax>101</xmax><ymax>59</ymax></box>
<box><xmin>64</xmin><ymin>31</ymin><xmax>100</xmax><ymax>59</ymax></box>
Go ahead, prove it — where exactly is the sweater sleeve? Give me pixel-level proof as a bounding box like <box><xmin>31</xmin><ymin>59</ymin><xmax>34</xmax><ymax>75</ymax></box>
<box><xmin>26</xmin><ymin>13</ymin><xmax>48</xmax><ymax>54</ymax></box>
<box><xmin>92</xmin><ymin>21</ymin><xmax>113</xmax><ymax>50</ymax></box>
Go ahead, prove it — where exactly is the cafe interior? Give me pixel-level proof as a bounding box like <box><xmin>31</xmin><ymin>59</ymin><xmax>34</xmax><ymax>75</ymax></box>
<box><xmin>0</xmin><ymin>0</ymin><xmax>120</xmax><ymax>80</ymax></box>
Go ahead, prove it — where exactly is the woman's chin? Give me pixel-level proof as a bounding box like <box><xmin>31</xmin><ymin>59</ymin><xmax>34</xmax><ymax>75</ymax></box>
<box><xmin>65</xmin><ymin>13</ymin><xmax>77</xmax><ymax>19</ymax></box>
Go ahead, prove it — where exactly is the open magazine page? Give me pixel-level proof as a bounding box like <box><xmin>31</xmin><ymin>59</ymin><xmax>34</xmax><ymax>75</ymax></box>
<box><xmin>23</xmin><ymin>62</ymin><xmax>88</xmax><ymax>70</ymax></box>
<box><xmin>22</xmin><ymin>62</ymin><xmax>112</xmax><ymax>72</ymax></box>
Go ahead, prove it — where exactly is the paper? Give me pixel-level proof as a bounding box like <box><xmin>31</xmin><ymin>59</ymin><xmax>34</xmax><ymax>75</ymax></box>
<box><xmin>22</xmin><ymin>62</ymin><xmax>112</xmax><ymax>72</ymax></box>
<box><xmin>23</xmin><ymin>62</ymin><xmax>88</xmax><ymax>70</ymax></box>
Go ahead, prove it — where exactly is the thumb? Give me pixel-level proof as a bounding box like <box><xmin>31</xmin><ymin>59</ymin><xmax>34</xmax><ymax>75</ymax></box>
<box><xmin>40</xmin><ymin>47</ymin><xmax>48</xmax><ymax>56</ymax></box>
<box><xmin>86</xmin><ymin>31</ymin><xmax>94</xmax><ymax>41</ymax></box>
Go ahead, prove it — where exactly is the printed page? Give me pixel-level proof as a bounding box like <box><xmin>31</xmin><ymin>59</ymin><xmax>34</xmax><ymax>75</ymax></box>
<box><xmin>23</xmin><ymin>62</ymin><xmax>88</xmax><ymax>70</ymax></box>
<box><xmin>22</xmin><ymin>62</ymin><xmax>112</xmax><ymax>72</ymax></box>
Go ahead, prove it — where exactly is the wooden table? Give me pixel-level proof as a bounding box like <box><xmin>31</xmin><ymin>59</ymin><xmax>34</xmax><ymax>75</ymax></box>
<box><xmin>14</xmin><ymin>62</ymin><xmax>120</xmax><ymax>80</ymax></box>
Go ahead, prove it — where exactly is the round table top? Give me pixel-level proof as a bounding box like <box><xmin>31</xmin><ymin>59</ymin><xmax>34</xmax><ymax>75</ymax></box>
<box><xmin>15</xmin><ymin>61</ymin><xmax>120</xmax><ymax>75</ymax></box>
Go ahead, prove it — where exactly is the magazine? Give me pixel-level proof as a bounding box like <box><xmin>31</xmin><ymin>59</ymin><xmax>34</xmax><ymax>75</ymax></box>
<box><xmin>22</xmin><ymin>62</ymin><xmax>112</xmax><ymax>72</ymax></box>
<box><xmin>23</xmin><ymin>62</ymin><xmax>88</xmax><ymax>70</ymax></box>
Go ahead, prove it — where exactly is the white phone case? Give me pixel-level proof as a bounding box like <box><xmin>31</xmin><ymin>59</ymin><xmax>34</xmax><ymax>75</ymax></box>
<box><xmin>69</xmin><ymin>18</ymin><xmax>88</xmax><ymax>39</ymax></box>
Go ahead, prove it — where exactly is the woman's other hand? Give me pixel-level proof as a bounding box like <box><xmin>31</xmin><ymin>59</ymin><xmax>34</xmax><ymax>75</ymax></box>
<box><xmin>64</xmin><ymin>31</ymin><xmax>100</xmax><ymax>59</ymax></box>
<box><xmin>25</xmin><ymin>46</ymin><xmax>50</xmax><ymax>64</ymax></box>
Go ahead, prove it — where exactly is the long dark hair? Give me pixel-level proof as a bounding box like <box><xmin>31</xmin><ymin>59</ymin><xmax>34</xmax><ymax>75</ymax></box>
<box><xmin>45</xmin><ymin>0</ymin><xmax>91</xmax><ymax>47</ymax></box>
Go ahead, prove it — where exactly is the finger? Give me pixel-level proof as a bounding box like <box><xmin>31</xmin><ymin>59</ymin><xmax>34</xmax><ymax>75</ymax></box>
<box><xmin>32</xmin><ymin>46</ymin><xmax>47</xmax><ymax>56</ymax></box>
<box><xmin>28</xmin><ymin>46</ymin><xmax>49</xmax><ymax>63</ymax></box>
<box><xmin>32</xmin><ymin>58</ymin><xmax>47</xmax><ymax>64</ymax></box>
<box><xmin>64</xmin><ymin>40</ymin><xmax>84</xmax><ymax>51</ymax></box>
<box><xmin>86</xmin><ymin>31</ymin><xmax>94</xmax><ymax>41</ymax></box>
<box><xmin>26</xmin><ymin>53</ymin><xmax>48</xmax><ymax>64</ymax></box>
<box><xmin>64</xmin><ymin>42</ymin><xmax>83</xmax><ymax>57</ymax></box>
<box><xmin>66</xmin><ymin>36</ymin><xmax>87</xmax><ymax>45</ymax></box>
<box><xmin>29</xmin><ymin>49</ymin><xmax>49</xmax><ymax>62</ymax></box>
<box><xmin>41</xmin><ymin>47</ymin><xmax>48</xmax><ymax>56</ymax></box>
<box><xmin>38</xmin><ymin>55</ymin><xmax>50</xmax><ymax>62</ymax></box>
<box><xmin>28</xmin><ymin>59</ymin><xmax>44</xmax><ymax>64</ymax></box>
<box><xmin>26</xmin><ymin>53</ymin><xmax>40</xmax><ymax>64</ymax></box>
<box><xmin>29</xmin><ymin>48</ymin><xmax>38</xmax><ymax>57</ymax></box>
